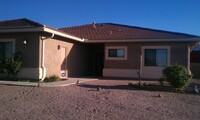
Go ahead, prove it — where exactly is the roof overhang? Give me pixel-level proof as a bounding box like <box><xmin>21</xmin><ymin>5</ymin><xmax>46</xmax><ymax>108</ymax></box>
<box><xmin>43</xmin><ymin>27</ymin><xmax>84</xmax><ymax>42</ymax></box>
<box><xmin>0</xmin><ymin>27</ymin><xmax>84</xmax><ymax>42</ymax></box>
<box><xmin>84</xmin><ymin>37</ymin><xmax>200</xmax><ymax>43</ymax></box>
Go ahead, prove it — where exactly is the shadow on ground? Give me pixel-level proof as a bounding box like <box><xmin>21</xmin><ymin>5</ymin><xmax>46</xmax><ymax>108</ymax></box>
<box><xmin>77</xmin><ymin>84</ymin><xmax>137</xmax><ymax>91</ymax></box>
<box><xmin>98</xmin><ymin>77</ymin><xmax>158</xmax><ymax>81</ymax></box>
<box><xmin>78</xmin><ymin>79</ymin><xmax>200</xmax><ymax>95</ymax></box>
<box><xmin>189</xmin><ymin>80</ymin><xmax>200</xmax><ymax>89</ymax></box>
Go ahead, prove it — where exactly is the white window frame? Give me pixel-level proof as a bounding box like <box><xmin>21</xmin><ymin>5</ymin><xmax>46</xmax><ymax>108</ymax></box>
<box><xmin>142</xmin><ymin>46</ymin><xmax>171</xmax><ymax>67</ymax></box>
<box><xmin>105</xmin><ymin>46</ymin><xmax>127</xmax><ymax>60</ymax></box>
<box><xmin>0</xmin><ymin>38</ymin><xmax>15</xmax><ymax>57</ymax></box>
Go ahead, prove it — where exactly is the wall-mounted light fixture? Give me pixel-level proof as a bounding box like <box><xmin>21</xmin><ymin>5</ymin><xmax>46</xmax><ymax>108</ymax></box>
<box><xmin>23</xmin><ymin>39</ymin><xmax>28</xmax><ymax>45</ymax></box>
<box><xmin>58</xmin><ymin>45</ymin><xmax>61</xmax><ymax>50</ymax></box>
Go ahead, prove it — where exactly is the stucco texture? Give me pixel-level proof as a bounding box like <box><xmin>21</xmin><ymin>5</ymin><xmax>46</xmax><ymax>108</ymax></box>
<box><xmin>104</xmin><ymin>42</ymin><xmax>190</xmax><ymax>69</ymax></box>
<box><xmin>0</xmin><ymin>32</ymin><xmax>40</xmax><ymax>68</ymax></box>
<box><xmin>44</xmin><ymin>36</ymin><xmax>92</xmax><ymax>78</ymax></box>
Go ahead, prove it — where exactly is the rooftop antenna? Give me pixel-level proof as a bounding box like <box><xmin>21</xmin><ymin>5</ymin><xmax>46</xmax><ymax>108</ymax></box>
<box><xmin>93</xmin><ymin>22</ymin><xmax>96</xmax><ymax>29</ymax></box>
<box><xmin>109</xmin><ymin>31</ymin><xmax>112</xmax><ymax>35</ymax></box>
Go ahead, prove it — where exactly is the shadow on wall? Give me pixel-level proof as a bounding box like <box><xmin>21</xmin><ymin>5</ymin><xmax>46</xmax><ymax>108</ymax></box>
<box><xmin>190</xmin><ymin>51</ymin><xmax>200</xmax><ymax>79</ymax></box>
<box><xmin>66</xmin><ymin>42</ymin><xmax>92</xmax><ymax>77</ymax></box>
<box><xmin>191</xmin><ymin>51</ymin><xmax>200</xmax><ymax>63</ymax></box>
<box><xmin>191</xmin><ymin>63</ymin><xmax>200</xmax><ymax>79</ymax></box>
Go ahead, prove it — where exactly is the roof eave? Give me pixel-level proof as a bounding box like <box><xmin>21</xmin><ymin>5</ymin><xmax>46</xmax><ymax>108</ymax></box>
<box><xmin>0</xmin><ymin>27</ymin><xmax>84</xmax><ymax>42</ymax></box>
<box><xmin>0</xmin><ymin>27</ymin><xmax>44</xmax><ymax>33</ymax></box>
<box><xmin>85</xmin><ymin>37</ymin><xmax>200</xmax><ymax>43</ymax></box>
<box><xmin>43</xmin><ymin>27</ymin><xmax>84</xmax><ymax>42</ymax></box>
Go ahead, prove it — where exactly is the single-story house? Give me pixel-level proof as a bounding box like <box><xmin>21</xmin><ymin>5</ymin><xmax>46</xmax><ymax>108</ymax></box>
<box><xmin>0</xmin><ymin>18</ymin><xmax>199</xmax><ymax>80</ymax></box>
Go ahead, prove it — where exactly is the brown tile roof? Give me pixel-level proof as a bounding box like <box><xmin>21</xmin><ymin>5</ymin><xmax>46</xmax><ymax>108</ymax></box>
<box><xmin>0</xmin><ymin>18</ymin><xmax>84</xmax><ymax>41</ymax></box>
<box><xmin>59</xmin><ymin>23</ymin><xmax>198</xmax><ymax>40</ymax></box>
<box><xmin>0</xmin><ymin>18</ymin><xmax>44</xmax><ymax>29</ymax></box>
<box><xmin>0</xmin><ymin>18</ymin><xmax>198</xmax><ymax>42</ymax></box>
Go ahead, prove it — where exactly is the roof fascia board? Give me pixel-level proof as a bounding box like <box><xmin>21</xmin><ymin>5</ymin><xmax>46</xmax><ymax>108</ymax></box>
<box><xmin>85</xmin><ymin>38</ymin><xmax>200</xmax><ymax>43</ymax></box>
<box><xmin>43</xmin><ymin>27</ymin><xmax>84</xmax><ymax>42</ymax></box>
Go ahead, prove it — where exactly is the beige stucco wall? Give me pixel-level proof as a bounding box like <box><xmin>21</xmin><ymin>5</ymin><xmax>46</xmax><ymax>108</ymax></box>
<box><xmin>0</xmin><ymin>32</ymin><xmax>192</xmax><ymax>79</ymax></box>
<box><xmin>171</xmin><ymin>43</ymin><xmax>189</xmax><ymax>67</ymax></box>
<box><xmin>0</xmin><ymin>32</ymin><xmax>92</xmax><ymax>79</ymax></box>
<box><xmin>104</xmin><ymin>42</ymin><xmax>190</xmax><ymax>79</ymax></box>
<box><xmin>0</xmin><ymin>32</ymin><xmax>41</xmax><ymax>79</ymax></box>
<box><xmin>43</xmin><ymin>36</ymin><xmax>71</xmax><ymax>78</ymax></box>
<box><xmin>104</xmin><ymin>42</ymin><xmax>190</xmax><ymax>69</ymax></box>
<box><xmin>104</xmin><ymin>42</ymin><xmax>141</xmax><ymax>69</ymax></box>
<box><xmin>43</xmin><ymin>35</ymin><xmax>92</xmax><ymax>78</ymax></box>
<box><xmin>0</xmin><ymin>32</ymin><xmax>40</xmax><ymax>67</ymax></box>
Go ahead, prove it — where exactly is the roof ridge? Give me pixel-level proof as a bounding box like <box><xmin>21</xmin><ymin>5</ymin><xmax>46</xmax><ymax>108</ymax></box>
<box><xmin>58</xmin><ymin>22</ymin><xmax>114</xmax><ymax>29</ymax></box>
<box><xmin>59</xmin><ymin>22</ymin><xmax>198</xmax><ymax>37</ymax></box>
<box><xmin>22</xmin><ymin>18</ymin><xmax>45</xmax><ymax>27</ymax></box>
<box><xmin>105</xmin><ymin>23</ymin><xmax>199</xmax><ymax>37</ymax></box>
<box><xmin>0</xmin><ymin>18</ymin><xmax>25</xmax><ymax>22</ymax></box>
<box><xmin>0</xmin><ymin>18</ymin><xmax>45</xmax><ymax>27</ymax></box>
<box><xmin>58</xmin><ymin>23</ymin><xmax>94</xmax><ymax>29</ymax></box>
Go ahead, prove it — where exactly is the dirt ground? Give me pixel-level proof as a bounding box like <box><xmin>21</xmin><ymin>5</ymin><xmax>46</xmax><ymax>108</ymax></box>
<box><xmin>0</xmin><ymin>79</ymin><xmax>200</xmax><ymax>120</ymax></box>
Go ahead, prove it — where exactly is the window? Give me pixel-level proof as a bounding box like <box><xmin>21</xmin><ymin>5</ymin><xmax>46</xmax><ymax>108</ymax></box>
<box><xmin>109</xmin><ymin>49</ymin><xmax>125</xmax><ymax>57</ymax></box>
<box><xmin>106</xmin><ymin>46</ymin><xmax>127</xmax><ymax>60</ymax></box>
<box><xmin>0</xmin><ymin>42</ymin><xmax>13</xmax><ymax>60</ymax></box>
<box><xmin>144</xmin><ymin>48</ymin><xmax>168</xmax><ymax>67</ymax></box>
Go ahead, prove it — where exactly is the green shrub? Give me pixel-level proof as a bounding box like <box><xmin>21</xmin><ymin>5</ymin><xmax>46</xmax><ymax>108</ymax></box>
<box><xmin>0</xmin><ymin>53</ymin><xmax>22</xmax><ymax>78</ymax></box>
<box><xmin>44</xmin><ymin>75</ymin><xmax>60</xmax><ymax>82</ymax></box>
<box><xmin>162</xmin><ymin>64</ymin><xmax>191</xmax><ymax>88</ymax></box>
<box><xmin>10</xmin><ymin>53</ymin><xmax>22</xmax><ymax>75</ymax></box>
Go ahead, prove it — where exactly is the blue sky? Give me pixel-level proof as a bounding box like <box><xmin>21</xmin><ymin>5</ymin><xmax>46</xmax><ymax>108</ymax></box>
<box><xmin>0</xmin><ymin>0</ymin><xmax>200</xmax><ymax>35</ymax></box>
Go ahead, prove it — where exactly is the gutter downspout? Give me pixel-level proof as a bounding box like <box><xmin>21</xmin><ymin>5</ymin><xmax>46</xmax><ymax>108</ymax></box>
<box><xmin>38</xmin><ymin>33</ymin><xmax>54</xmax><ymax>86</ymax></box>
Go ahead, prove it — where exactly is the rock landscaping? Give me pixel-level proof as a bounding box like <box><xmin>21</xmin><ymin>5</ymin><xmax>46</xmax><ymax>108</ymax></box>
<box><xmin>0</xmin><ymin>79</ymin><xmax>200</xmax><ymax>120</ymax></box>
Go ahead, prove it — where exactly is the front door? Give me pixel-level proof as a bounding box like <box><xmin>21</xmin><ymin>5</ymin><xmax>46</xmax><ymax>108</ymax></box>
<box><xmin>95</xmin><ymin>52</ymin><xmax>104</xmax><ymax>76</ymax></box>
<box><xmin>60</xmin><ymin>46</ymin><xmax>67</xmax><ymax>78</ymax></box>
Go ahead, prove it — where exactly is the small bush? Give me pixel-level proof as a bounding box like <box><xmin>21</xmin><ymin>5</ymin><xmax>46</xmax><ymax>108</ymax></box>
<box><xmin>0</xmin><ymin>53</ymin><xmax>22</xmax><ymax>78</ymax></box>
<box><xmin>162</xmin><ymin>64</ymin><xmax>191</xmax><ymax>88</ymax></box>
<box><xmin>44</xmin><ymin>75</ymin><xmax>60</xmax><ymax>82</ymax></box>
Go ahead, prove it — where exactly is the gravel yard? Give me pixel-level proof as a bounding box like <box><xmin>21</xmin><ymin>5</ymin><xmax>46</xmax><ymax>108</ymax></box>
<box><xmin>0</xmin><ymin>79</ymin><xmax>200</xmax><ymax>120</ymax></box>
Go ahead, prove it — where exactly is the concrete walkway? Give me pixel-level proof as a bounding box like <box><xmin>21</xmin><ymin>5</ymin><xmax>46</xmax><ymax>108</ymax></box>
<box><xmin>0</xmin><ymin>77</ymin><xmax>98</xmax><ymax>87</ymax></box>
<box><xmin>40</xmin><ymin>77</ymin><xmax>98</xmax><ymax>87</ymax></box>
